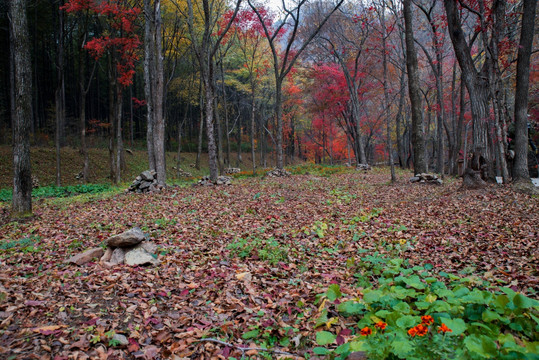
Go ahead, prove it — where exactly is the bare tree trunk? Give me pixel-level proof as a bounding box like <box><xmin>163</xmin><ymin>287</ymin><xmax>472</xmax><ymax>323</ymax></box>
<box><xmin>444</xmin><ymin>0</ymin><xmax>496</xmax><ymax>181</ymax></box>
<box><xmin>203</xmin><ymin>61</ymin><xmax>219</xmax><ymax>182</ymax></box>
<box><xmin>237</xmin><ymin>111</ymin><xmax>242</xmax><ymax>166</ymax></box>
<box><xmin>403</xmin><ymin>0</ymin><xmax>426</xmax><ymax>175</ymax></box>
<box><xmin>55</xmin><ymin>1</ymin><xmax>65</xmax><ymax>187</ymax></box>
<box><xmin>513</xmin><ymin>0</ymin><xmax>537</xmax><ymax>184</ymax></box>
<box><xmin>196</xmin><ymin>83</ymin><xmax>203</xmax><ymax>170</ymax></box>
<box><xmin>250</xmin><ymin>95</ymin><xmax>256</xmax><ymax>175</ymax></box>
<box><xmin>380</xmin><ymin>5</ymin><xmax>395</xmax><ymax>182</ymax></box>
<box><xmin>152</xmin><ymin>0</ymin><xmax>166</xmax><ymax>186</ymax></box>
<box><xmin>115</xmin><ymin>84</ymin><xmax>123</xmax><ymax>184</ymax></box>
<box><xmin>144</xmin><ymin>0</ymin><xmax>156</xmax><ymax>172</ymax></box>
<box><xmin>10</xmin><ymin>0</ymin><xmax>33</xmax><ymax>217</ymax></box>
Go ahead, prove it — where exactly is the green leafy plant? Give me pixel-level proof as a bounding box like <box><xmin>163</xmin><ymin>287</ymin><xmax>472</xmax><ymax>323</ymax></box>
<box><xmin>227</xmin><ymin>236</ymin><xmax>289</xmax><ymax>265</ymax></box>
<box><xmin>314</xmin><ymin>260</ymin><xmax>539</xmax><ymax>360</ymax></box>
<box><xmin>0</xmin><ymin>235</ymin><xmax>41</xmax><ymax>253</ymax></box>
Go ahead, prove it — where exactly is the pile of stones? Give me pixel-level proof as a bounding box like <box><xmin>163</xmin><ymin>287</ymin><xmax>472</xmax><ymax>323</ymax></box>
<box><xmin>225</xmin><ymin>168</ymin><xmax>241</xmax><ymax>174</ymax></box>
<box><xmin>126</xmin><ymin>170</ymin><xmax>164</xmax><ymax>193</ymax></box>
<box><xmin>356</xmin><ymin>164</ymin><xmax>371</xmax><ymax>171</ymax></box>
<box><xmin>266</xmin><ymin>168</ymin><xmax>291</xmax><ymax>177</ymax></box>
<box><xmin>173</xmin><ymin>167</ymin><xmax>193</xmax><ymax>177</ymax></box>
<box><xmin>65</xmin><ymin>227</ymin><xmax>160</xmax><ymax>267</ymax></box>
<box><xmin>198</xmin><ymin>175</ymin><xmax>232</xmax><ymax>186</ymax></box>
<box><xmin>409</xmin><ymin>173</ymin><xmax>443</xmax><ymax>185</ymax></box>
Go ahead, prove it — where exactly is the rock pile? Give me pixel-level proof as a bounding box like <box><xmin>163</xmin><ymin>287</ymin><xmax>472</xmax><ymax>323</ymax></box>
<box><xmin>173</xmin><ymin>167</ymin><xmax>192</xmax><ymax>177</ymax></box>
<box><xmin>32</xmin><ymin>175</ymin><xmax>40</xmax><ymax>188</ymax></box>
<box><xmin>225</xmin><ymin>167</ymin><xmax>241</xmax><ymax>174</ymax></box>
<box><xmin>65</xmin><ymin>227</ymin><xmax>160</xmax><ymax>267</ymax></box>
<box><xmin>266</xmin><ymin>168</ymin><xmax>291</xmax><ymax>177</ymax></box>
<box><xmin>198</xmin><ymin>175</ymin><xmax>232</xmax><ymax>186</ymax></box>
<box><xmin>126</xmin><ymin>170</ymin><xmax>164</xmax><ymax>193</ymax></box>
<box><xmin>409</xmin><ymin>173</ymin><xmax>443</xmax><ymax>185</ymax></box>
<box><xmin>356</xmin><ymin>164</ymin><xmax>371</xmax><ymax>171</ymax></box>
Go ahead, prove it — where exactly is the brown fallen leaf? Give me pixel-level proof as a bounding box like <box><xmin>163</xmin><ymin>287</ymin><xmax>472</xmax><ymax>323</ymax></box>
<box><xmin>32</xmin><ymin>325</ymin><xmax>67</xmax><ymax>334</ymax></box>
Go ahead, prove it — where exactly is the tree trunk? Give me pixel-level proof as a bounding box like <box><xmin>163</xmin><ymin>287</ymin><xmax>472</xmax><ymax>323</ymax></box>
<box><xmin>202</xmin><ymin>60</ymin><xmax>219</xmax><ymax>182</ymax></box>
<box><xmin>196</xmin><ymin>84</ymin><xmax>203</xmax><ymax>170</ymax></box>
<box><xmin>444</xmin><ymin>0</ymin><xmax>495</xmax><ymax>181</ymax></box>
<box><xmin>380</xmin><ymin>6</ymin><xmax>395</xmax><ymax>183</ymax></box>
<box><xmin>144</xmin><ymin>0</ymin><xmax>156</xmax><ymax>172</ymax></box>
<box><xmin>237</xmin><ymin>110</ymin><xmax>242</xmax><ymax>166</ymax></box>
<box><xmin>55</xmin><ymin>2</ymin><xmax>64</xmax><ymax>187</ymax></box>
<box><xmin>403</xmin><ymin>0</ymin><xmax>426</xmax><ymax>175</ymax></box>
<box><xmin>250</xmin><ymin>94</ymin><xmax>256</xmax><ymax>175</ymax></box>
<box><xmin>152</xmin><ymin>0</ymin><xmax>166</xmax><ymax>186</ymax></box>
<box><xmin>10</xmin><ymin>0</ymin><xmax>33</xmax><ymax>218</ymax></box>
<box><xmin>115</xmin><ymin>84</ymin><xmax>123</xmax><ymax>185</ymax></box>
<box><xmin>275</xmin><ymin>80</ymin><xmax>284</xmax><ymax>169</ymax></box>
<box><xmin>512</xmin><ymin>0</ymin><xmax>537</xmax><ymax>183</ymax></box>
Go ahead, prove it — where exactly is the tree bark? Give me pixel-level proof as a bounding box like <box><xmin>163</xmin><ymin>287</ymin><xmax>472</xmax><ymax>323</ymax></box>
<box><xmin>403</xmin><ymin>0</ymin><xmax>426</xmax><ymax>175</ymax></box>
<box><xmin>144</xmin><ymin>0</ymin><xmax>156</xmax><ymax>172</ymax></box>
<box><xmin>152</xmin><ymin>0</ymin><xmax>166</xmax><ymax>186</ymax></box>
<box><xmin>512</xmin><ymin>0</ymin><xmax>537</xmax><ymax>183</ymax></box>
<box><xmin>10</xmin><ymin>0</ymin><xmax>33</xmax><ymax>217</ymax></box>
<box><xmin>55</xmin><ymin>1</ymin><xmax>64</xmax><ymax>187</ymax></box>
<box><xmin>444</xmin><ymin>0</ymin><xmax>495</xmax><ymax>181</ymax></box>
<box><xmin>380</xmin><ymin>4</ymin><xmax>395</xmax><ymax>183</ymax></box>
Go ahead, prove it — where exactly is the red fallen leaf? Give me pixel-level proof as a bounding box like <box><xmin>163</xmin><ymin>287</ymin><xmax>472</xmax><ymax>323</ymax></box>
<box><xmin>32</xmin><ymin>325</ymin><xmax>67</xmax><ymax>334</ymax></box>
<box><xmin>25</xmin><ymin>300</ymin><xmax>45</xmax><ymax>306</ymax></box>
<box><xmin>222</xmin><ymin>346</ymin><xmax>231</xmax><ymax>357</ymax></box>
<box><xmin>143</xmin><ymin>345</ymin><xmax>159</xmax><ymax>359</ymax></box>
<box><xmin>179</xmin><ymin>289</ymin><xmax>189</xmax><ymax>296</ymax></box>
<box><xmin>340</xmin><ymin>328</ymin><xmax>352</xmax><ymax>336</ymax></box>
<box><xmin>70</xmin><ymin>335</ymin><xmax>90</xmax><ymax>350</ymax></box>
<box><xmin>128</xmin><ymin>338</ymin><xmax>140</xmax><ymax>352</ymax></box>
<box><xmin>336</xmin><ymin>335</ymin><xmax>345</xmax><ymax>345</ymax></box>
<box><xmin>84</xmin><ymin>318</ymin><xmax>98</xmax><ymax>326</ymax></box>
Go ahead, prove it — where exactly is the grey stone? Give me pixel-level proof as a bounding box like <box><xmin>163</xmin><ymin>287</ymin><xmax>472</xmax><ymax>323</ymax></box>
<box><xmin>409</xmin><ymin>176</ymin><xmax>420</xmax><ymax>183</ymax></box>
<box><xmin>111</xmin><ymin>334</ymin><xmax>129</xmax><ymax>346</ymax></box>
<box><xmin>140</xmin><ymin>170</ymin><xmax>154</xmax><ymax>181</ymax></box>
<box><xmin>65</xmin><ymin>247</ymin><xmax>104</xmax><ymax>265</ymax></box>
<box><xmin>139</xmin><ymin>181</ymin><xmax>152</xmax><ymax>189</ymax></box>
<box><xmin>100</xmin><ymin>247</ymin><xmax>113</xmax><ymax>263</ymax></box>
<box><xmin>109</xmin><ymin>248</ymin><xmax>126</xmax><ymax>265</ymax></box>
<box><xmin>106</xmin><ymin>227</ymin><xmax>145</xmax><ymax>247</ymax></box>
<box><xmin>124</xmin><ymin>247</ymin><xmax>160</xmax><ymax>266</ymax></box>
<box><xmin>136</xmin><ymin>241</ymin><xmax>158</xmax><ymax>254</ymax></box>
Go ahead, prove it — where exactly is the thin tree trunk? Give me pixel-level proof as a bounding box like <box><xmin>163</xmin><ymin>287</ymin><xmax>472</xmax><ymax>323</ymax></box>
<box><xmin>196</xmin><ymin>90</ymin><xmax>204</xmax><ymax>170</ymax></box>
<box><xmin>250</xmin><ymin>95</ymin><xmax>256</xmax><ymax>175</ymax></box>
<box><xmin>380</xmin><ymin>5</ymin><xmax>395</xmax><ymax>183</ymax></box>
<box><xmin>403</xmin><ymin>0</ymin><xmax>426</xmax><ymax>175</ymax></box>
<box><xmin>55</xmin><ymin>1</ymin><xmax>64</xmax><ymax>186</ymax></box>
<box><xmin>10</xmin><ymin>0</ymin><xmax>33</xmax><ymax>217</ymax></box>
<box><xmin>237</xmin><ymin>110</ymin><xmax>242</xmax><ymax>166</ymax></box>
<box><xmin>512</xmin><ymin>0</ymin><xmax>537</xmax><ymax>183</ymax></box>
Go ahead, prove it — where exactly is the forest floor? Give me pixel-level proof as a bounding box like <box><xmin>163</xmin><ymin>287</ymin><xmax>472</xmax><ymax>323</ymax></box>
<box><xmin>0</xmin><ymin>166</ymin><xmax>537</xmax><ymax>359</ymax></box>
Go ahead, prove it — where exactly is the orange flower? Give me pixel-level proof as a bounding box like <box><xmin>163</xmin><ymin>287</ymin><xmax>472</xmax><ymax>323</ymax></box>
<box><xmin>421</xmin><ymin>315</ymin><xmax>434</xmax><ymax>326</ymax></box>
<box><xmin>437</xmin><ymin>323</ymin><xmax>452</xmax><ymax>333</ymax></box>
<box><xmin>415</xmin><ymin>324</ymin><xmax>428</xmax><ymax>336</ymax></box>
<box><xmin>374</xmin><ymin>321</ymin><xmax>387</xmax><ymax>330</ymax></box>
<box><xmin>360</xmin><ymin>327</ymin><xmax>372</xmax><ymax>336</ymax></box>
<box><xmin>408</xmin><ymin>324</ymin><xmax>428</xmax><ymax>337</ymax></box>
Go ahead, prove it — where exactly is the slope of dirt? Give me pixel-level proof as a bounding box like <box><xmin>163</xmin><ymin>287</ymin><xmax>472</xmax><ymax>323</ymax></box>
<box><xmin>0</xmin><ymin>170</ymin><xmax>537</xmax><ymax>358</ymax></box>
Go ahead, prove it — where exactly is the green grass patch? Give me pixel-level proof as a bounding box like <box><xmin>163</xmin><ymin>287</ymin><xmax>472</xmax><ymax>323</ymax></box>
<box><xmin>0</xmin><ymin>184</ymin><xmax>112</xmax><ymax>202</ymax></box>
<box><xmin>227</xmin><ymin>236</ymin><xmax>289</xmax><ymax>265</ymax></box>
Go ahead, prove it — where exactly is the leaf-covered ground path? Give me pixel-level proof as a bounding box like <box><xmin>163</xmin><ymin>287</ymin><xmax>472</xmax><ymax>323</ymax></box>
<box><xmin>0</xmin><ymin>169</ymin><xmax>537</xmax><ymax>359</ymax></box>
